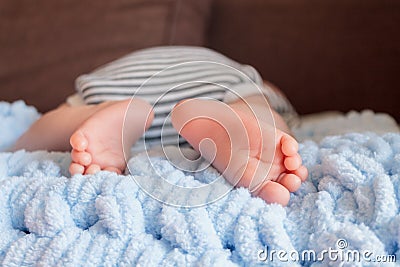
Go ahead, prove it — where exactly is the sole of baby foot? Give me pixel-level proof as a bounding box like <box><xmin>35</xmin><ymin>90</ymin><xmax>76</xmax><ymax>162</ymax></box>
<box><xmin>171</xmin><ymin>98</ymin><xmax>307</xmax><ymax>206</ymax></box>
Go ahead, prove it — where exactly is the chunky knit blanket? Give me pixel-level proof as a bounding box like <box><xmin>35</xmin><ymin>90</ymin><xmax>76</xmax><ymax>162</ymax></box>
<box><xmin>0</xmin><ymin>101</ymin><xmax>399</xmax><ymax>266</ymax></box>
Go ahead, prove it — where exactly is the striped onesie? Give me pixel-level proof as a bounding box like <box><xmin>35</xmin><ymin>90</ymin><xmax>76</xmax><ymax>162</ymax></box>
<box><xmin>68</xmin><ymin>46</ymin><xmax>298</xmax><ymax>149</ymax></box>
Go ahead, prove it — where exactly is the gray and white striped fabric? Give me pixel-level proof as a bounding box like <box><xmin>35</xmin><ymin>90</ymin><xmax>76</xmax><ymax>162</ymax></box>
<box><xmin>74</xmin><ymin>46</ymin><xmax>297</xmax><ymax>149</ymax></box>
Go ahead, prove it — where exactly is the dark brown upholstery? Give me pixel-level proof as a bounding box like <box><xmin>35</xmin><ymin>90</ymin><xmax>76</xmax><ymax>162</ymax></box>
<box><xmin>1</xmin><ymin>0</ymin><xmax>399</xmax><ymax>121</ymax></box>
<box><xmin>207</xmin><ymin>0</ymin><xmax>400</xmax><ymax>121</ymax></box>
<box><xmin>0</xmin><ymin>0</ymin><xmax>211</xmax><ymax>111</ymax></box>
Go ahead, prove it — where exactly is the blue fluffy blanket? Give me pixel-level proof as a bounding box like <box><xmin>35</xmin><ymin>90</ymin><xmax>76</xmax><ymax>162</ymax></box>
<box><xmin>0</xmin><ymin>101</ymin><xmax>399</xmax><ymax>266</ymax></box>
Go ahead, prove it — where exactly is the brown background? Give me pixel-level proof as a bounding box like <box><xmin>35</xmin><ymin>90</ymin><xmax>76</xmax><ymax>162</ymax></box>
<box><xmin>207</xmin><ymin>0</ymin><xmax>400</xmax><ymax>121</ymax></box>
<box><xmin>1</xmin><ymin>0</ymin><xmax>399</xmax><ymax>121</ymax></box>
<box><xmin>0</xmin><ymin>0</ymin><xmax>212</xmax><ymax>111</ymax></box>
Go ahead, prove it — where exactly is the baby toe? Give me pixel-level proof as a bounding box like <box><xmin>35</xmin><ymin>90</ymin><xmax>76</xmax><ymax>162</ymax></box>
<box><xmin>70</xmin><ymin>130</ymin><xmax>88</xmax><ymax>152</ymax></box>
<box><xmin>281</xmin><ymin>135</ymin><xmax>298</xmax><ymax>156</ymax></box>
<box><xmin>71</xmin><ymin>150</ymin><xmax>92</xmax><ymax>166</ymax></box>
<box><xmin>278</xmin><ymin>173</ymin><xmax>302</xmax><ymax>192</ymax></box>
<box><xmin>284</xmin><ymin>154</ymin><xmax>302</xmax><ymax>171</ymax></box>
<box><xmin>256</xmin><ymin>181</ymin><xmax>290</xmax><ymax>206</ymax></box>
<box><xmin>85</xmin><ymin>164</ymin><xmax>101</xmax><ymax>175</ymax></box>
<box><xmin>103</xmin><ymin>166</ymin><xmax>122</xmax><ymax>174</ymax></box>
<box><xmin>293</xmin><ymin>165</ymin><xmax>308</xmax><ymax>182</ymax></box>
<box><xmin>69</xmin><ymin>163</ymin><xmax>85</xmax><ymax>175</ymax></box>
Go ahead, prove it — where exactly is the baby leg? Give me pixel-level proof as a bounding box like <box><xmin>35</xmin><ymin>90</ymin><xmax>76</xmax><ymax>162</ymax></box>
<box><xmin>12</xmin><ymin>99</ymin><xmax>154</xmax><ymax>176</ymax></box>
<box><xmin>11</xmin><ymin>103</ymin><xmax>110</xmax><ymax>151</ymax></box>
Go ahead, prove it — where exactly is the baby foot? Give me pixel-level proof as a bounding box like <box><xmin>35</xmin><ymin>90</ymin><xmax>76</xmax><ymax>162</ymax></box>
<box><xmin>69</xmin><ymin>99</ymin><xmax>154</xmax><ymax>175</ymax></box>
<box><xmin>171</xmin><ymin>99</ymin><xmax>307</xmax><ymax>206</ymax></box>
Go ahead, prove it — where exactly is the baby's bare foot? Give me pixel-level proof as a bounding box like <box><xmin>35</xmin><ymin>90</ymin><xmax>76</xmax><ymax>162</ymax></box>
<box><xmin>69</xmin><ymin>99</ymin><xmax>154</xmax><ymax>175</ymax></box>
<box><xmin>171</xmin><ymin>99</ymin><xmax>307</xmax><ymax>206</ymax></box>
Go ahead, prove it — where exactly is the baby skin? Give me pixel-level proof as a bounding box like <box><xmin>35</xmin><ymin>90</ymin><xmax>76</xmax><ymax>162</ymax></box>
<box><xmin>13</xmin><ymin>95</ymin><xmax>307</xmax><ymax>206</ymax></box>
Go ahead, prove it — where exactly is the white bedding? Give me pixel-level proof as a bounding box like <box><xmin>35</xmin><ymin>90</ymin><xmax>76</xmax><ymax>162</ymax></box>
<box><xmin>294</xmin><ymin>109</ymin><xmax>399</xmax><ymax>142</ymax></box>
